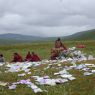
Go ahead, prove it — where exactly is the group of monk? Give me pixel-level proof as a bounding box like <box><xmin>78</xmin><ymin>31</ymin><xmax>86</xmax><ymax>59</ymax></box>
<box><xmin>11</xmin><ymin>52</ymin><xmax>41</xmax><ymax>62</ymax></box>
<box><xmin>0</xmin><ymin>52</ymin><xmax>41</xmax><ymax>63</ymax></box>
<box><xmin>0</xmin><ymin>38</ymin><xmax>67</xmax><ymax>63</ymax></box>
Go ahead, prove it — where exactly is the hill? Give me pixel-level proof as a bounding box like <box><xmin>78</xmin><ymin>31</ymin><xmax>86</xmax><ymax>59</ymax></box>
<box><xmin>63</xmin><ymin>29</ymin><xmax>95</xmax><ymax>41</ymax></box>
<box><xmin>0</xmin><ymin>29</ymin><xmax>95</xmax><ymax>45</ymax></box>
<box><xmin>0</xmin><ymin>33</ymin><xmax>44</xmax><ymax>41</ymax></box>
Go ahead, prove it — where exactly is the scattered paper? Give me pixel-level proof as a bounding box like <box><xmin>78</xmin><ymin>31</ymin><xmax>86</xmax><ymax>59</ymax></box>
<box><xmin>84</xmin><ymin>72</ymin><xmax>93</xmax><ymax>76</ymax></box>
<box><xmin>18</xmin><ymin>73</ymin><xmax>26</xmax><ymax>77</ymax></box>
<box><xmin>9</xmin><ymin>85</ymin><xmax>17</xmax><ymax>90</ymax></box>
<box><xmin>0</xmin><ymin>81</ymin><xmax>7</xmax><ymax>86</ymax></box>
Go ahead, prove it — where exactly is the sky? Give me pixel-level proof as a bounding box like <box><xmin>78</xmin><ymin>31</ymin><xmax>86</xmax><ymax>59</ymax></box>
<box><xmin>0</xmin><ymin>0</ymin><xmax>95</xmax><ymax>37</ymax></box>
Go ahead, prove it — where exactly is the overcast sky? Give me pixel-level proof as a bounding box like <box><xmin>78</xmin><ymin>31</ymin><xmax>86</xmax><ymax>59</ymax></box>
<box><xmin>0</xmin><ymin>0</ymin><xmax>95</xmax><ymax>37</ymax></box>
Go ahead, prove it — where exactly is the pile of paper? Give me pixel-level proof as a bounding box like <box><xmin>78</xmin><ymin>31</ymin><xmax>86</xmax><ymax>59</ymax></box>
<box><xmin>33</xmin><ymin>75</ymin><xmax>69</xmax><ymax>86</ymax></box>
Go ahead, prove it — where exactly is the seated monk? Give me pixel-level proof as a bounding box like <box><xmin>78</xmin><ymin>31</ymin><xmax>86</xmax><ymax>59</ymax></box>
<box><xmin>11</xmin><ymin>53</ymin><xmax>23</xmax><ymax>62</ymax></box>
<box><xmin>25</xmin><ymin>51</ymin><xmax>32</xmax><ymax>61</ymax></box>
<box><xmin>31</xmin><ymin>52</ymin><xmax>41</xmax><ymax>62</ymax></box>
<box><xmin>51</xmin><ymin>38</ymin><xmax>67</xmax><ymax>57</ymax></box>
<box><xmin>50</xmin><ymin>49</ymin><xmax>58</xmax><ymax>60</ymax></box>
<box><xmin>0</xmin><ymin>54</ymin><xmax>5</xmax><ymax>62</ymax></box>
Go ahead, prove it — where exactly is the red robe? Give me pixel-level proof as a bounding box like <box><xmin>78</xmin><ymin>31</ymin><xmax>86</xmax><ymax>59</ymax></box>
<box><xmin>55</xmin><ymin>41</ymin><xmax>67</xmax><ymax>50</ymax></box>
<box><xmin>12</xmin><ymin>54</ymin><xmax>23</xmax><ymax>62</ymax></box>
<box><xmin>50</xmin><ymin>54</ymin><xmax>57</xmax><ymax>60</ymax></box>
<box><xmin>25</xmin><ymin>54</ymin><xmax>32</xmax><ymax>61</ymax></box>
<box><xmin>76</xmin><ymin>45</ymin><xmax>86</xmax><ymax>48</ymax></box>
<box><xmin>50</xmin><ymin>50</ymin><xmax>58</xmax><ymax>60</ymax></box>
<box><xmin>31</xmin><ymin>54</ymin><xmax>41</xmax><ymax>62</ymax></box>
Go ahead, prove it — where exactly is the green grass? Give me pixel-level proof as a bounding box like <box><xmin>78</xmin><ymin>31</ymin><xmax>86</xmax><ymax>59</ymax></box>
<box><xmin>0</xmin><ymin>40</ymin><xmax>95</xmax><ymax>61</ymax></box>
<box><xmin>0</xmin><ymin>40</ymin><xmax>95</xmax><ymax>95</ymax></box>
<box><xmin>0</xmin><ymin>42</ymin><xmax>53</xmax><ymax>61</ymax></box>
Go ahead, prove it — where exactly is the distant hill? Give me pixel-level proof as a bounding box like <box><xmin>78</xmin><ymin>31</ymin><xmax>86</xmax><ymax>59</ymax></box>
<box><xmin>63</xmin><ymin>29</ymin><xmax>95</xmax><ymax>41</ymax></box>
<box><xmin>0</xmin><ymin>33</ymin><xmax>44</xmax><ymax>41</ymax></box>
<box><xmin>0</xmin><ymin>33</ymin><xmax>46</xmax><ymax>45</ymax></box>
<box><xmin>0</xmin><ymin>29</ymin><xmax>95</xmax><ymax>45</ymax></box>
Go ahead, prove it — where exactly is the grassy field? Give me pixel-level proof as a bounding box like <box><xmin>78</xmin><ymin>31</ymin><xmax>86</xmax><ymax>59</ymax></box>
<box><xmin>0</xmin><ymin>40</ymin><xmax>95</xmax><ymax>95</ymax></box>
<box><xmin>0</xmin><ymin>40</ymin><xmax>95</xmax><ymax>61</ymax></box>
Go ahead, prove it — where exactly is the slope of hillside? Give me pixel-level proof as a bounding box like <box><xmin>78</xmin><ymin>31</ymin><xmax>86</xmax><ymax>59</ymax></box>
<box><xmin>0</xmin><ymin>33</ymin><xmax>44</xmax><ymax>41</ymax></box>
<box><xmin>0</xmin><ymin>29</ymin><xmax>95</xmax><ymax>45</ymax></box>
<box><xmin>63</xmin><ymin>29</ymin><xmax>95</xmax><ymax>40</ymax></box>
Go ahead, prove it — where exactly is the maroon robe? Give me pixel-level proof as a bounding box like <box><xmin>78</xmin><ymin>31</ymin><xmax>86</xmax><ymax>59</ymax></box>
<box><xmin>12</xmin><ymin>54</ymin><xmax>23</xmax><ymax>62</ymax></box>
<box><xmin>31</xmin><ymin>54</ymin><xmax>41</xmax><ymax>62</ymax></box>
<box><xmin>25</xmin><ymin>53</ymin><xmax>32</xmax><ymax>61</ymax></box>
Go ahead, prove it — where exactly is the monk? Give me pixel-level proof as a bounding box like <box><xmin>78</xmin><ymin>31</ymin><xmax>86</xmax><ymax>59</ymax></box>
<box><xmin>54</xmin><ymin>38</ymin><xmax>67</xmax><ymax>51</ymax></box>
<box><xmin>51</xmin><ymin>38</ymin><xmax>67</xmax><ymax>59</ymax></box>
<box><xmin>0</xmin><ymin>54</ymin><xmax>5</xmax><ymax>62</ymax></box>
<box><xmin>25</xmin><ymin>51</ymin><xmax>32</xmax><ymax>62</ymax></box>
<box><xmin>11</xmin><ymin>53</ymin><xmax>23</xmax><ymax>62</ymax></box>
<box><xmin>31</xmin><ymin>52</ymin><xmax>41</xmax><ymax>62</ymax></box>
<box><xmin>50</xmin><ymin>49</ymin><xmax>58</xmax><ymax>60</ymax></box>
